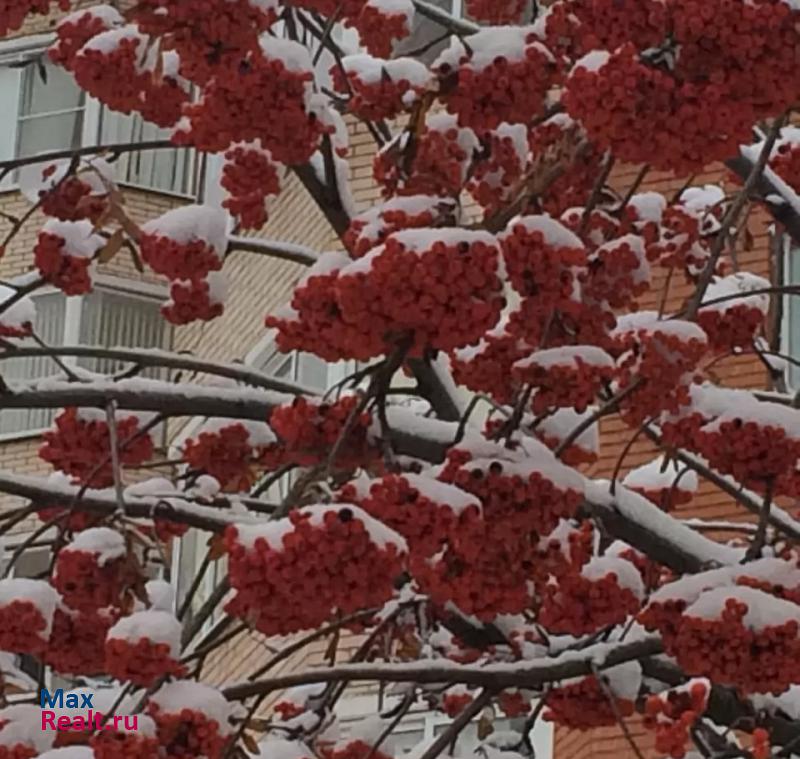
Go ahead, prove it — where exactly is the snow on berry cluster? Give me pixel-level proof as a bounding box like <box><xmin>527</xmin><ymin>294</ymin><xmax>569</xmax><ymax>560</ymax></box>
<box><xmin>49</xmin><ymin>5</ymin><xmax>123</xmax><ymax>67</ymax></box>
<box><xmin>105</xmin><ymin>609</ymin><xmax>186</xmax><ymax>686</ymax></box>
<box><xmin>224</xmin><ymin>505</ymin><xmax>406</xmax><ymax>636</ymax></box>
<box><xmin>140</xmin><ymin>204</ymin><xmax>228</xmax><ymax>325</ymax></box>
<box><xmin>533</xmin><ymin>408</ymin><xmax>599</xmax><ymax>466</ymax></box>
<box><xmin>0</xmin><ymin>704</ymin><xmax>56</xmax><ymax>759</ymax></box>
<box><xmin>148</xmin><ymin>680</ymin><xmax>234</xmax><ymax>759</ymax></box>
<box><xmin>580</xmin><ymin>234</ymin><xmax>651</xmax><ymax>310</ymax></box>
<box><xmin>266</xmin><ymin>395</ymin><xmax>376</xmax><ymax>471</ymax></box>
<box><xmin>20</xmin><ymin>156</ymin><xmax>113</xmax><ymax>224</ymax></box>
<box><xmin>90</xmin><ymin>714</ymin><xmax>160</xmax><ymax>759</ymax></box>
<box><xmin>174</xmin><ymin>37</ymin><xmax>324</xmax><ymax>164</ymax></box>
<box><xmin>39</xmin><ymin>407</ymin><xmax>155</xmax><ymax>487</ymax></box>
<box><xmin>66</xmin><ymin>26</ymin><xmax>188</xmax><ymax>128</ymax></box>
<box><xmin>697</xmin><ymin>272</ymin><xmax>770</xmax><ymax>352</ymax></box>
<box><xmin>660</xmin><ymin>385</ymin><xmax>800</xmax><ymax>497</ymax></box>
<box><xmin>34</xmin><ymin>219</ymin><xmax>105</xmax><ymax>296</ymax></box>
<box><xmin>643</xmin><ymin>679</ymin><xmax>709</xmax><ymax>759</ymax></box>
<box><xmin>349</xmin><ymin>0</ymin><xmax>414</xmax><ymax>58</ymax></box>
<box><xmin>622</xmin><ymin>456</ymin><xmax>698</xmax><ymax>512</ymax></box>
<box><xmin>332</xmin><ymin>54</ymin><xmax>431</xmax><ymax>122</ymax></box>
<box><xmin>374</xmin><ymin>113</ymin><xmax>479</xmax><ymax>198</ymax></box>
<box><xmin>344</xmin><ymin>196</ymin><xmax>457</xmax><ymax>259</ymax></box>
<box><xmin>52</xmin><ymin>527</ymin><xmax>132</xmax><ymax>612</ymax></box>
<box><xmin>339</xmin><ymin>472</ymin><xmax>481</xmax><ymax>558</ymax></box>
<box><xmin>512</xmin><ymin>345</ymin><xmax>615</xmax><ymax>415</ymax></box>
<box><xmin>538</xmin><ymin>555</ymin><xmax>644</xmax><ymax>635</ymax></box>
<box><xmin>434</xmin><ymin>27</ymin><xmax>556</xmax><ymax>132</ymax></box>
<box><xmin>450</xmin><ymin>318</ymin><xmax>531</xmax><ymax>404</ymax></box>
<box><xmin>183</xmin><ymin>419</ymin><xmax>276</xmax><ymax>492</ymax></box>
<box><xmin>563</xmin><ymin>46</ymin><xmax>755</xmax><ymax>175</ymax></box>
<box><xmin>0</xmin><ymin>579</ymin><xmax>60</xmax><ymax>656</ymax></box>
<box><xmin>467</xmin><ymin>124</ymin><xmax>529</xmax><ymax>215</ymax></box>
<box><xmin>220</xmin><ymin>142</ymin><xmax>282</xmax><ymax>230</ymax></box>
<box><xmin>544</xmin><ymin>661</ymin><xmax>642</xmax><ymax>729</ymax></box>
<box><xmin>640</xmin><ymin>559</ymin><xmax>800</xmax><ymax>692</ymax></box>
<box><xmin>611</xmin><ymin>313</ymin><xmax>708</xmax><ymax>424</ymax></box>
<box><xmin>131</xmin><ymin>0</ymin><xmax>277</xmax><ymax>85</ymax></box>
<box><xmin>334</xmin><ymin>228</ymin><xmax>504</xmax><ymax>356</ymax></box>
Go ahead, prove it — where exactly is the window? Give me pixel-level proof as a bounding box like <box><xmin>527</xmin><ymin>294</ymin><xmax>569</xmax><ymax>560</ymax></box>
<box><xmin>0</xmin><ymin>43</ymin><xmax>197</xmax><ymax>196</ymax></box>
<box><xmin>0</xmin><ymin>286</ymin><xmax>171</xmax><ymax>437</ymax></box>
<box><xmin>395</xmin><ymin>0</ymin><xmax>464</xmax><ymax>63</ymax></box>
<box><xmin>17</xmin><ymin>61</ymin><xmax>85</xmax><ymax>159</ymax></box>
<box><xmin>98</xmin><ymin>108</ymin><xmax>197</xmax><ymax>196</ymax></box>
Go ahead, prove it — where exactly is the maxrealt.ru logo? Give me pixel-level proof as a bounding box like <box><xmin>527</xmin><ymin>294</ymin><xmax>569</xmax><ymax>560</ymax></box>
<box><xmin>40</xmin><ymin>689</ymin><xmax>139</xmax><ymax>731</ymax></box>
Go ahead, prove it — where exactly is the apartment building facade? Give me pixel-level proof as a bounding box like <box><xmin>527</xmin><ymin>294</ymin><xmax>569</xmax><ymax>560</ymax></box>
<box><xmin>0</xmin><ymin>3</ymin><xmax>797</xmax><ymax>759</ymax></box>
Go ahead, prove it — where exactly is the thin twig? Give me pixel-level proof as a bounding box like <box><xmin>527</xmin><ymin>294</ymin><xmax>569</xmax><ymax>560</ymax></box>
<box><xmin>105</xmin><ymin>401</ymin><xmax>126</xmax><ymax>511</ymax></box>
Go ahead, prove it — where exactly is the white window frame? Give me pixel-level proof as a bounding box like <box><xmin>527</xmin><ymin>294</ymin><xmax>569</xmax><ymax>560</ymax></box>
<box><xmin>0</xmin><ymin>276</ymin><xmax>170</xmax><ymax>443</ymax></box>
<box><xmin>0</xmin><ymin>36</ymin><xmax>200</xmax><ymax>199</ymax></box>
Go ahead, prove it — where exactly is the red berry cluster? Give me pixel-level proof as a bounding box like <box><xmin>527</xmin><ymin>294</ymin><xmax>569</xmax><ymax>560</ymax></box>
<box><xmin>563</xmin><ymin>45</ymin><xmax>756</xmax><ymax>175</ymax></box>
<box><xmin>105</xmin><ymin>636</ymin><xmax>186</xmax><ymax>687</ymax></box>
<box><xmin>498</xmin><ymin>690</ymin><xmax>531</xmax><ymax>718</ymax></box>
<box><xmin>374</xmin><ymin>114</ymin><xmax>478</xmax><ymax>198</ymax></box>
<box><xmin>34</xmin><ymin>229</ymin><xmax>96</xmax><ymax>296</ymax></box>
<box><xmin>647</xmin><ymin>205</ymin><xmax>714</xmax><ymax>275</ymax></box>
<box><xmin>221</xmin><ymin>142</ymin><xmax>282</xmax><ymax>230</ymax></box>
<box><xmin>753</xmin><ymin>728</ymin><xmax>771</xmax><ymax>759</ymax></box>
<box><xmin>140</xmin><ymin>227</ymin><xmax>223</xmax><ymax>283</ymax></box>
<box><xmin>131</xmin><ymin>0</ymin><xmax>276</xmax><ymax>85</ymax></box>
<box><xmin>671</xmin><ymin>593</ymin><xmax>800</xmax><ymax>694</ymax></box>
<box><xmin>581</xmin><ymin>234</ymin><xmax>650</xmax><ymax>310</ymax></box>
<box><xmin>643</xmin><ymin>680</ymin><xmax>709</xmax><ymax>759</ymax></box>
<box><xmin>538</xmin><ymin>563</ymin><xmax>643</xmax><ymax>636</ymax></box>
<box><xmin>612</xmin><ymin>317</ymin><xmax>708</xmax><ymax>424</ymax></box>
<box><xmin>690</xmin><ymin>418</ymin><xmax>800</xmax><ymax>495</ymax></box>
<box><xmin>183</xmin><ymin>421</ymin><xmax>271</xmax><ymax>492</ymax></box>
<box><xmin>0</xmin><ymin>598</ymin><xmax>51</xmax><ymax>655</ymax></box>
<box><xmin>628</xmin><ymin>485</ymin><xmax>693</xmax><ymax>513</ymax></box>
<box><xmin>465</xmin><ymin>0</ymin><xmax>526</xmax><ymax>24</ymax></box>
<box><xmin>345</xmin><ymin>196</ymin><xmax>455</xmax><ymax>258</ymax></box>
<box><xmin>350</xmin><ymin>1</ymin><xmax>412</xmax><ymax>58</ymax></box>
<box><xmin>49</xmin><ymin>6</ymin><xmax>123</xmax><ymax>68</ymax></box>
<box><xmin>332</xmin><ymin>56</ymin><xmax>429</xmax><ymax>122</ymax></box>
<box><xmin>267</xmin><ymin>396</ymin><xmax>375</xmax><ymax>470</ymax></box>
<box><xmin>36</xmin><ymin>505</ymin><xmax>98</xmax><ymax>532</ymax></box>
<box><xmin>53</xmin><ymin>546</ymin><xmax>131</xmax><ymax>612</ymax></box>
<box><xmin>528</xmin><ymin>117</ymin><xmax>603</xmax><ymax>217</ymax></box>
<box><xmin>149</xmin><ymin>705</ymin><xmax>230</xmax><ymax>759</ymax></box>
<box><xmin>467</xmin><ymin>124</ymin><xmax>528</xmax><ymax>215</ymax></box>
<box><xmin>1</xmin><ymin>0</ymin><xmax>66</xmax><ymax>37</ymax></box>
<box><xmin>697</xmin><ymin>303</ymin><xmax>765</xmax><ymax>353</ymax></box>
<box><xmin>224</xmin><ymin>506</ymin><xmax>406</xmax><ymax>636</ymax></box>
<box><xmin>544</xmin><ymin>0</ymin><xmax>668</xmax><ymax>58</ymax></box>
<box><xmin>265</xmin><ymin>254</ymin><xmax>383</xmax><ymax>362</ymax></box>
<box><xmin>340</xmin><ymin>473</ymin><xmax>481</xmax><ymax>558</ymax></box>
<box><xmin>449</xmin><ymin>325</ymin><xmax>530</xmax><ymax>404</ymax></box>
<box><xmin>544</xmin><ymin>676</ymin><xmax>635</xmax><ymax>729</ymax></box>
<box><xmin>771</xmin><ymin>138</ymin><xmax>800</xmax><ymax>194</ymax></box>
<box><xmin>335</xmin><ymin>229</ymin><xmax>504</xmax><ymax>356</ymax></box>
<box><xmin>174</xmin><ymin>41</ymin><xmax>324</xmax><ymax>164</ymax></box>
<box><xmin>91</xmin><ymin>729</ymin><xmax>161</xmax><ymax>759</ymax></box>
<box><xmin>37</xmin><ymin>175</ymin><xmax>108</xmax><ymax>224</ymax></box>
<box><xmin>442</xmin><ymin>688</ymin><xmax>473</xmax><ymax>717</ymax></box>
<box><xmin>45</xmin><ymin>608</ymin><xmax>113</xmax><ymax>676</ymax></box>
<box><xmin>437</xmin><ymin>30</ymin><xmax>556</xmax><ymax>132</ymax></box>
<box><xmin>322</xmin><ymin>739</ymin><xmax>392</xmax><ymax>759</ymax></box>
<box><xmin>531</xmin><ymin>520</ymin><xmax>594</xmax><ymax>584</ymax></box>
<box><xmin>439</xmin><ymin>443</ymin><xmax>585</xmax><ymax>540</ymax></box>
<box><xmin>0</xmin><ymin>745</ymin><xmax>37</xmax><ymax>759</ymax></box>
<box><xmin>501</xmin><ymin>215</ymin><xmax>586</xmax><ymax>300</ymax></box>
<box><xmin>161</xmin><ymin>274</ymin><xmax>226</xmax><ymax>325</ymax></box>
<box><xmin>39</xmin><ymin>407</ymin><xmax>154</xmax><ymax>487</ymax></box>
<box><xmin>512</xmin><ymin>346</ymin><xmax>615</xmax><ymax>415</ymax></box>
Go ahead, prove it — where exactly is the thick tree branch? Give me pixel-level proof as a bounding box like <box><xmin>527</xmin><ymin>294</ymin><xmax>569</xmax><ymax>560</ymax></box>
<box><xmin>223</xmin><ymin>636</ymin><xmax>663</xmax><ymax>701</ymax></box>
<box><xmin>227</xmin><ymin>236</ymin><xmax>319</xmax><ymax>266</ymax></box>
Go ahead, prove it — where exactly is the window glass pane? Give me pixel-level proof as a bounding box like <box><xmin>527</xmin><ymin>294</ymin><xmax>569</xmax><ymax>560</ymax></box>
<box><xmin>16</xmin><ymin>62</ymin><xmax>84</xmax><ymax>159</ymax></box>
<box><xmin>77</xmin><ymin>289</ymin><xmax>170</xmax><ymax>376</ymax></box>
<box><xmin>297</xmin><ymin>352</ymin><xmax>329</xmax><ymax>390</ymax></box>
<box><xmin>0</xmin><ymin>292</ymin><xmax>66</xmax><ymax>435</ymax></box>
<box><xmin>395</xmin><ymin>0</ymin><xmax>455</xmax><ymax>63</ymax></box>
<box><xmin>99</xmin><ymin>107</ymin><xmax>194</xmax><ymax>195</ymax></box>
<box><xmin>20</xmin><ymin>63</ymin><xmax>83</xmax><ymax>116</ymax></box>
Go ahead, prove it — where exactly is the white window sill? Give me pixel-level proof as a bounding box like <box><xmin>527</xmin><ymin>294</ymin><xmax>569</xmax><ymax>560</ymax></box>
<box><xmin>0</xmin><ymin>427</ymin><xmax>48</xmax><ymax>444</ymax></box>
